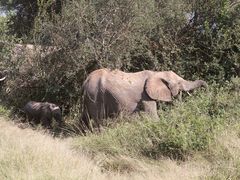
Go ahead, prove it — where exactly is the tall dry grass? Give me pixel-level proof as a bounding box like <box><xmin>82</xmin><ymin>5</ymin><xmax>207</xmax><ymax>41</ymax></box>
<box><xmin>0</xmin><ymin>116</ymin><xmax>211</xmax><ymax>180</ymax></box>
<box><xmin>0</xmin><ymin>118</ymin><xmax>103</xmax><ymax>179</ymax></box>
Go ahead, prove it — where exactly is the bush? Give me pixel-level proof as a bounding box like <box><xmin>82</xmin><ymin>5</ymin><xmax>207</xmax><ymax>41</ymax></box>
<box><xmin>74</xmin><ymin>80</ymin><xmax>240</xmax><ymax>160</ymax></box>
<box><xmin>0</xmin><ymin>0</ymin><xmax>239</xmax><ymax>126</ymax></box>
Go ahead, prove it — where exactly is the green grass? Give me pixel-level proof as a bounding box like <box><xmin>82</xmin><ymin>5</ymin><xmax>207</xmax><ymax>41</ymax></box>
<box><xmin>71</xmin><ymin>78</ymin><xmax>240</xmax><ymax>177</ymax></box>
<box><xmin>0</xmin><ymin>105</ymin><xmax>10</xmax><ymax>117</ymax></box>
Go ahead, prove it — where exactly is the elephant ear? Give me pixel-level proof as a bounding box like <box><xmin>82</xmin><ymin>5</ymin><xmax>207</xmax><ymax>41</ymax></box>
<box><xmin>145</xmin><ymin>76</ymin><xmax>172</xmax><ymax>102</ymax></box>
<box><xmin>168</xmin><ymin>83</ymin><xmax>180</xmax><ymax>97</ymax></box>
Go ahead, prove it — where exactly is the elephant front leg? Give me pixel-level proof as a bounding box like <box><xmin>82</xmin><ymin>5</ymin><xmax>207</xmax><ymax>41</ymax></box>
<box><xmin>27</xmin><ymin>116</ymin><xmax>36</xmax><ymax>127</ymax></box>
<box><xmin>41</xmin><ymin>118</ymin><xmax>52</xmax><ymax>129</ymax></box>
<box><xmin>142</xmin><ymin>100</ymin><xmax>159</xmax><ymax>120</ymax></box>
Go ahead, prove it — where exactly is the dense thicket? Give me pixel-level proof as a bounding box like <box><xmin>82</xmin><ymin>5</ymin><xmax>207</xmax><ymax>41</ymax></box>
<box><xmin>77</xmin><ymin>78</ymin><xmax>240</xmax><ymax>160</ymax></box>
<box><xmin>0</xmin><ymin>0</ymin><xmax>239</xmax><ymax>119</ymax></box>
<box><xmin>0</xmin><ymin>0</ymin><xmax>63</xmax><ymax>38</ymax></box>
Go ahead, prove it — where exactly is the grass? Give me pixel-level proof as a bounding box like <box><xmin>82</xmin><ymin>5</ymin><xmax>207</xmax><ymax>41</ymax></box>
<box><xmin>0</xmin><ymin>116</ymin><xmax>211</xmax><ymax>179</ymax></box>
<box><xmin>0</xmin><ymin>117</ymin><xmax>212</xmax><ymax>179</ymax></box>
<box><xmin>74</xmin><ymin>82</ymin><xmax>240</xmax><ymax>160</ymax></box>
<box><xmin>0</xmin><ymin>104</ymin><xmax>10</xmax><ymax>117</ymax></box>
<box><xmin>0</xmin><ymin>118</ymin><xmax>104</xmax><ymax>180</ymax></box>
<box><xmin>0</xmin><ymin>78</ymin><xmax>239</xmax><ymax>179</ymax></box>
<box><xmin>71</xmin><ymin>78</ymin><xmax>240</xmax><ymax>178</ymax></box>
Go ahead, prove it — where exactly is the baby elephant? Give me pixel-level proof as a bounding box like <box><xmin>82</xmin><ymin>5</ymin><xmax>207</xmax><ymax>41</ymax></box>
<box><xmin>23</xmin><ymin>101</ymin><xmax>62</xmax><ymax>129</ymax></box>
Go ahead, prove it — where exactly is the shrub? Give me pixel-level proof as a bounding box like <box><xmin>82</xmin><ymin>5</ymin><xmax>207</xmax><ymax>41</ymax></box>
<box><xmin>0</xmin><ymin>0</ymin><xmax>239</xmax><ymax>126</ymax></box>
<box><xmin>74</xmin><ymin>80</ymin><xmax>240</xmax><ymax>159</ymax></box>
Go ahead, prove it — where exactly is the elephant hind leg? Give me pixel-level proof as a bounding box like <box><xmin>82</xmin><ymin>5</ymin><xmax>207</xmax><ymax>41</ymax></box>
<box><xmin>85</xmin><ymin>106</ymin><xmax>102</xmax><ymax>132</ymax></box>
<box><xmin>84</xmin><ymin>98</ymin><xmax>103</xmax><ymax>129</ymax></box>
<box><xmin>81</xmin><ymin>110</ymin><xmax>93</xmax><ymax>132</ymax></box>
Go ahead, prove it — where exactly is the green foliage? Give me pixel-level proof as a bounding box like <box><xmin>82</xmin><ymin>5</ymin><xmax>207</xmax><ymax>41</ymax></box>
<box><xmin>0</xmin><ymin>0</ymin><xmax>239</xmax><ymax>124</ymax></box>
<box><xmin>0</xmin><ymin>13</ymin><xmax>20</xmax><ymax>76</ymax></box>
<box><xmin>0</xmin><ymin>0</ymin><xmax>63</xmax><ymax>39</ymax></box>
<box><xmin>0</xmin><ymin>105</ymin><xmax>10</xmax><ymax>116</ymax></box>
<box><xmin>0</xmin><ymin>16</ymin><xmax>8</xmax><ymax>37</ymax></box>
<box><xmin>75</xmin><ymin>80</ymin><xmax>240</xmax><ymax>160</ymax></box>
<box><xmin>179</xmin><ymin>0</ymin><xmax>240</xmax><ymax>82</ymax></box>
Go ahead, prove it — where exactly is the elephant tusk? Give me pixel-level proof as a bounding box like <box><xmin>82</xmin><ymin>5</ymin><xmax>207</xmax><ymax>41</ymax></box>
<box><xmin>6</xmin><ymin>88</ymin><xmax>11</xmax><ymax>93</ymax></box>
<box><xmin>187</xmin><ymin>91</ymin><xmax>192</xmax><ymax>96</ymax></box>
<box><xmin>0</xmin><ymin>76</ymin><xmax>6</xmax><ymax>81</ymax></box>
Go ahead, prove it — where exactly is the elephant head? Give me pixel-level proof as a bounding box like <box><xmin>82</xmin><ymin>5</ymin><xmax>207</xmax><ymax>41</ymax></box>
<box><xmin>48</xmin><ymin>103</ymin><xmax>62</xmax><ymax>125</ymax></box>
<box><xmin>145</xmin><ymin>71</ymin><xmax>207</xmax><ymax>102</ymax></box>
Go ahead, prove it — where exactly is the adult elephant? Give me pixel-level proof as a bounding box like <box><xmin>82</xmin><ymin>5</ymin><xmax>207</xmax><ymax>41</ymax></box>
<box><xmin>82</xmin><ymin>68</ymin><xmax>207</xmax><ymax>128</ymax></box>
<box><xmin>23</xmin><ymin>101</ymin><xmax>63</xmax><ymax>129</ymax></box>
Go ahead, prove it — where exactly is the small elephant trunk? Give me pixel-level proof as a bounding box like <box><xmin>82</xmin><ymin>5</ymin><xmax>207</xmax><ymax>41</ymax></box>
<box><xmin>54</xmin><ymin>113</ymin><xmax>63</xmax><ymax>126</ymax></box>
<box><xmin>51</xmin><ymin>106</ymin><xmax>63</xmax><ymax>126</ymax></box>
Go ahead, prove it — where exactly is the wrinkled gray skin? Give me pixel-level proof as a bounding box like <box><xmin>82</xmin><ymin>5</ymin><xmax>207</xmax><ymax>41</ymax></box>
<box><xmin>82</xmin><ymin>69</ymin><xmax>207</xmax><ymax>128</ymax></box>
<box><xmin>23</xmin><ymin>101</ymin><xmax>62</xmax><ymax>129</ymax></box>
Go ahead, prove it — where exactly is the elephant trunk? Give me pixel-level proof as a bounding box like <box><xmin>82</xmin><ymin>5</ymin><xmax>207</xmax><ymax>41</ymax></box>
<box><xmin>52</xmin><ymin>108</ymin><xmax>63</xmax><ymax>126</ymax></box>
<box><xmin>182</xmin><ymin>80</ymin><xmax>207</xmax><ymax>92</ymax></box>
<box><xmin>54</xmin><ymin>113</ymin><xmax>63</xmax><ymax>126</ymax></box>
